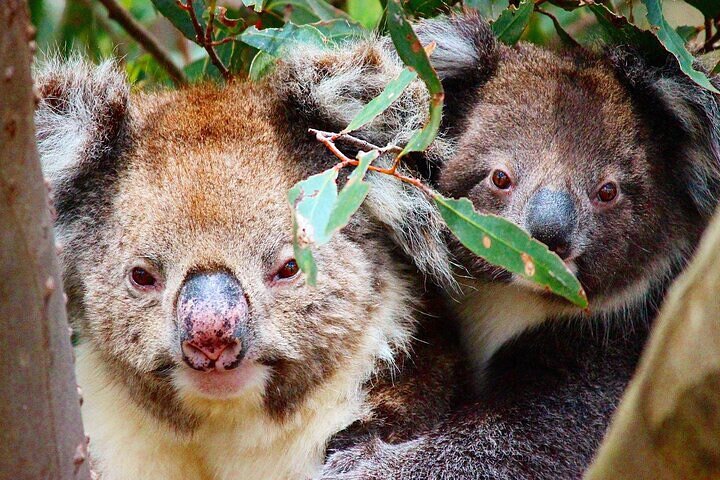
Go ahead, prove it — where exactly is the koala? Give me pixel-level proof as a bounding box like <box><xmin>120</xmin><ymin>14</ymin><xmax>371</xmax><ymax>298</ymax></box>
<box><xmin>34</xmin><ymin>57</ymin><xmax>468</xmax><ymax>480</ymax></box>
<box><xmin>291</xmin><ymin>13</ymin><xmax>720</xmax><ymax>479</ymax></box>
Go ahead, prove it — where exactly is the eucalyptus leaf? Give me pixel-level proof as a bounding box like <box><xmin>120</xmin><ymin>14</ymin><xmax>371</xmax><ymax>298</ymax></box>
<box><xmin>348</xmin><ymin>0</ymin><xmax>383</xmax><ymax>29</ymax></box>
<box><xmin>240</xmin><ymin>23</ymin><xmax>327</xmax><ymax>56</ymax></box>
<box><xmin>151</xmin><ymin>0</ymin><xmax>205</xmax><ymax>42</ymax></box>
<box><xmin>642</xmin><ymin>0</ymin><xmax>719</xmax><ymax>93</ymax></box>
<box><xmin>242</xmin><ymin>0</ymin><xmax>264</xmax><ymax>13</ymax></box>
<box><xmin>434</xmin><ymin>195</ymin><xmax>588</xmax><ymax>307</ymax></box>
<box><xmin>326</xmin><ymin>150</ymin><xmax>378</xmax><ymax>235</ymax></box>
<box><xmin>288</xmin><ymin>168</ymin><xmax>340</xmax><ymax>284</ymax></box>
<box><xmin>342</xmin><ymin>68</ymin><xmax>418</xmax><ymax>134</ymax></box>
<box><xmin>249</xmin><ymin>50</ymin><xmax>277</xmax><ymax>81</ymax></box>
<box><xmin>464</xmin><ymin>0</ymin><xmax>509</xmax><ymax>22</ymax></box>
<box><xmin>491</xmin><ymin>0</ymin><xmax>534</xmax><ymax>45</ymax></box>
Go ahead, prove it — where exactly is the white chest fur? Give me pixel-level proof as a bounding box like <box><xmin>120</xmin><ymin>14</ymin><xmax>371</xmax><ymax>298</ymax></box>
<box><xmin>75</xmin><ymin>345</ymin><xmax>365</xmax><ymax>480</ymax></box>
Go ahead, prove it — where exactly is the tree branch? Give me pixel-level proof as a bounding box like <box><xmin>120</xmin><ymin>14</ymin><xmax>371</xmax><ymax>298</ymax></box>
<box><xmin>95</xmin><ymin>0</ymin><xmax>187</xmax><ymax>86</ymax></box>
<box><xmin>177</xmin><ymin>0</ymin><xmax>231</xmax><ymax>81</ymax></box>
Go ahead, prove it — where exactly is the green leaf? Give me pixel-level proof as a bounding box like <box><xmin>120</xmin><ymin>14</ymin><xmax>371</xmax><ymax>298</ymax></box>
<box><xmin>386</xmin><ymin>0</ymin><xmax>443</xmax><ymax>94</ymax></box>
<box><xmin>242</xmin><ymin>0</ymin><xmax>264</xmax><ymax>12</ymax></box>
<box><xmin>348</xmin><ymin>0</ymin><xmax>383</xmax><ymax>29</ymax></box>
<box><xmin>714</xmin><ymin>60</ymin><xmax>720</xmax><ymax>75</ymax></box>
<box><xmin>249</xmin><ymin>50</ymin><xmax>277</xmax><ymax>81</ymax></box>
<box><xmin>240</xmin><ymin>23</ymin><xmax>327</xmax><ymax>56</ymax></box>
<box><xmin>311</xmin><ymin>19</ymin><xmax>365</xmax><ymax>41</ymax></box>
<box><xmin>386</xmin><ymin>0</ymin><xmax>444</xmax><ymax>156</ymax></box>
<box><xmin>434</xmin><ymin>195</ymin><xmax>588</xmax><ymax>308</ymax></box>
<box><xmin>538</xmin><ymin>9</ymin><xmax>579</xmax><ymax>48</ymax></box>
<box><xmin>342</xmin><ymin>68</ymin><xmax>418</xmax><ymax>134</ymax></box>
<box><xmin>400</xmin><ymin>92</ymin><xmax>442</xmax><ymax>155</ymax></box>
<box><xmin>642</xmin><ymin>0</ymin><xmax>719</xmax><ymax>93</ymax></box>
<box><xmin>288</xmin><ymin>168</ymin><xmax>340</xmax><ymax>284</ymax></box>
<box><xmin>684</xmin><ymin>0</ymin><xmax>720</xmax><ymax>19</ymax></box>
<box><xmin>675</xmin><ymin>25</ymin><xmax>699</xmax><ymax>43</ymax></box>
<box><xmin>265</xmin><ymin>0</ymin><xmax>352</xmax><ymax>24</ymax></box>
<box><xmin>326</xmin><ymin>150</ymin><xmax>378</xmax><ymax>235</ymax></box>
<box><xmin>151</xmin><ymin>0</ymin><xmax>205</xmax><ymax>42</ymax></box>
<box><xmin>491</xmin><ymin>0</ymin><xmax>534</xmax><ymax>45</ymax></box>
<box><xmin>588</xmin><ymin>4</ymin><xmax>665</xmax><ymax>62</ymax></box>
<box><xmin>464</xmin><ymin>0</ymin><xmax>510</xmax><ymax>22</ymax></box>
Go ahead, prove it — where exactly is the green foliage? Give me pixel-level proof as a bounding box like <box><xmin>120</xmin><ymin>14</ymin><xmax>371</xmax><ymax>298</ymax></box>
<box><xmin>35</xmin><ymin>0</ymin><xmax>720</xmax><ymax>304</ymax></box>
<box><xmin>491</xmin><ymin>0</ymin><xmax>534</xmax><ymax>45</ymax></box>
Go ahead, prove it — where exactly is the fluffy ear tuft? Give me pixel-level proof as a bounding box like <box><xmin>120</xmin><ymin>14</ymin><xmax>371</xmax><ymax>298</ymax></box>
<box><xmin>34</xmin><ymin>56</ymin><xmax>131</xmax><ymax>189</ymax></box>
<box><xmin>609</xmin><ymin>49</ymin><xmax>720</xmax><ymax>218</ymax></box>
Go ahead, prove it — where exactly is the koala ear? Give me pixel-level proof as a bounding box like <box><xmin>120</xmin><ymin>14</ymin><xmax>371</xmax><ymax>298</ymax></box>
<box><xmin>609</xmin><ymin>49</ymin><xmax>720</xmax><ymax>218</ymax></box>
<box><xmin>34</xmin><ymin>57</ymin><xmax>131</xmax><ymax>227</ymax></box>
<box><xmin>34</xmin><ymin>57</ymin><xmax>131</xmax><ymax>193</ymax></box>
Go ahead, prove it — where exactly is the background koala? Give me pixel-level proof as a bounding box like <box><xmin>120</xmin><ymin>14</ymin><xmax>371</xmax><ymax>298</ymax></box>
<box><xmin>35</xmin><ymin>57</ymin><xmax>468</xmax><ymax>480</ymax></box>
<box><xmin>291</xmin><ymin>14</ymin><xmax>720</xmax><ymax>479</ymax></box>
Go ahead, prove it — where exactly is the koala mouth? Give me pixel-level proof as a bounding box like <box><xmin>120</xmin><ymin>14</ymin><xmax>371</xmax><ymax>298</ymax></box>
<box><xmin>179</xmin><ymin>362</ymin><xmax>269</xmax><ymax>400</ymax></box>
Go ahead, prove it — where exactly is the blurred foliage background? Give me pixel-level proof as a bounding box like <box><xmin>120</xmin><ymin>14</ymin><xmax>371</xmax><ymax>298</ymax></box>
<box><xmin>29</xmin><ymin>0</ymin><xmax>714</xmax><ymax>89</ymax></box>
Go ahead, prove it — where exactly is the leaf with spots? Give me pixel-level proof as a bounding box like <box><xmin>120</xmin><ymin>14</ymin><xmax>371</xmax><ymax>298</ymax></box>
<box><xmin>288</xmin><ymin>168</ymin><xmax>339</xmax><ymax>285</ymax></box>
<box><xmin>385</xmin><ymin>0</ymin><xmax>444</xmax><ymax>157</ymax></box>
<box><xmin>342</xmin><ymin>68</ymin><xmax>418</xmax><ymax>134</ymax></box>
<box><xmin>326</xmin><ymin>150</ymin><xmax>378</xmax><ymax>235</ymax></box>
<box><xmin>433</xmin><ymin>195</ymin><xmax>588</xmax><ymax>308</ymax></box>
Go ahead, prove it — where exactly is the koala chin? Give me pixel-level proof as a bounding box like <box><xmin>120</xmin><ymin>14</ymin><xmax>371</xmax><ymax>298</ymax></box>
<box><xmin>33</xmin><ymin>56</ymin><xmax>464</xmax><ymax>480</ymax></box>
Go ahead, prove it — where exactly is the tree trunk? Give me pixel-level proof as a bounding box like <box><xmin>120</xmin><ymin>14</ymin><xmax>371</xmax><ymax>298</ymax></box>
<box><xmin>0</xmin><ymin>2</ymin><xmax>91</xmax><ymax>479</ymax></box>
<box><xmin>586</xmin><ymin>210</ymin><xmax>720</xmax><ymax>479</ymax></box>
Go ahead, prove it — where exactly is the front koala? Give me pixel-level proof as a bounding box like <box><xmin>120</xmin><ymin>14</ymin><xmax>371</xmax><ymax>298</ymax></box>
<box><xmin>35</xmin><ymin>58</ymin><xmax>425</xmax><ymax>480</ymax></box>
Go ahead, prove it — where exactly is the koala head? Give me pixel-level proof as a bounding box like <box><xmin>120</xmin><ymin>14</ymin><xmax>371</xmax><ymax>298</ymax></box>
<box><xmin>35</xmin><ymin>58</ymin><xmax>420</xmax><ymax>433</ymax></box>
<box><xmin>420</xmin><ymin>15</ymin><xmax>720</xmax><ymax>314</ymax></box>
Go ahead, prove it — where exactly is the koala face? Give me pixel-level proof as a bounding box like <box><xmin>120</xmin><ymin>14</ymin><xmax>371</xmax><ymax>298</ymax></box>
<box><xmin>431</xmin><ymin>39</ymin><xmax>720</xmax><ymax>313</ymax></box>
<box><xmin>37</xmin><ymin>63</ymin><xmax>417</xmax><ymax>434</ymax></box>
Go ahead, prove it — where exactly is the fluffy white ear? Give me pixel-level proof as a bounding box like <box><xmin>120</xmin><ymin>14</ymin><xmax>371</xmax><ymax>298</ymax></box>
<box><xmin>34</xmin><ymin>56</ymin><xmax>130</xmax><ymax>189</ymax></box>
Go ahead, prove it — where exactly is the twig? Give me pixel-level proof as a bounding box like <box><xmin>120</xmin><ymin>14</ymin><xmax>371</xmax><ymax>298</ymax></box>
<box><xmin>95</xmin><ymin>0</ymin><xmax>187</xmax><ymax>86</ymax></box>
<box><xmin>177</xmin><ymin>0</ymin><xmax>232</xmax><ymax>81</ymax></box>
<box><xmin>310</xmin><ymin>129</ymin><xmax>433</xmax><ymax>196</ymax></box>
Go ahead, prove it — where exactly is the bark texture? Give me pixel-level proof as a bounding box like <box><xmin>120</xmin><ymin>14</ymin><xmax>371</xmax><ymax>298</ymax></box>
<box><xmin>586</xmin><ymin>210</ymin><xmax>720</xmax><ymax>479</ymax></box>
<box><xmin>0</xmin><ymin>2</ymin><xmax>91</xmax><ymax>479</ymax></box>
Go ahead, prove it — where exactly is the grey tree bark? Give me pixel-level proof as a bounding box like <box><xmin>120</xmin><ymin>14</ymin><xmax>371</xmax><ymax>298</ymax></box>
<box><xmin>0</xmin><ymin>1</ymin><xmax>91</xmax><ymax>479</ymax></box>
<box><xmin>586</xmin><ymin>209</ymin><xmax>720</xmax><ymax>479</ymax></box>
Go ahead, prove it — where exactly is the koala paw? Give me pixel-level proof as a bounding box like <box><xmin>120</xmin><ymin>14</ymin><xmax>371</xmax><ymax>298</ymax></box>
<box><xmin>318</xmin><ymin>437</ymin><xmax>422</xmax><ymax>480</ymax></box>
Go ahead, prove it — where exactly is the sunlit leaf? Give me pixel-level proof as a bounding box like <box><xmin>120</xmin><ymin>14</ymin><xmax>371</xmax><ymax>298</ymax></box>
<box><xmin>434</xmin><ymin>195</ymin><xmax>588</xmax><ymax>308</ymax></box>
<box><xmin>342</xmin><ymin>68</ymin><xmax>418</xmax><ymax>134</ymax></box>
<box><xmin>243</xmin><ymin>0</ymin><xmax>264</xmax><ymax>13</ymax></box>
<box><xmin>240</xmin><ymin>23</ymin><xmax>327</xmax><ymax>56</ymax></box>
<box><xmin>326</xmin><ymin>150</ymin><xmax>378</xmax><ymax>235</ymax></box>
<box><xmin>311</xmin><ymin>19</ymin><xmax>365</xmax><ymax>41</ymax></box>
<box><xmin>347</xmin><ymin>0</ymin><xmax>383</xmax><ymax>29</ymax></box>
<box><xmin>491</xmin><ymin>0</ymin><xmax>534</xmax><ymax>45</ymax></box>
<box><xmin>288</xmin><ymin>168</ymin><xmax>339</xmax><ymax>284</ymax></box>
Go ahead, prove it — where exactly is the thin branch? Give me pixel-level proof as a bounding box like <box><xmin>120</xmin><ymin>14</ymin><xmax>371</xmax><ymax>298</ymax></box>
<box><xmin>310</xmin><ymin>129</ymin><xmax>433</xmax><ymax>196</ymax></box>
<box><xmin>177</xmin><ymin>0</ymin><xmax>231</xmax><ymax>81</ymax></box>
<box><xmin>95</xmin><ymin>0</ymin><xmax>187</xmax><ymax>86</ymax></box>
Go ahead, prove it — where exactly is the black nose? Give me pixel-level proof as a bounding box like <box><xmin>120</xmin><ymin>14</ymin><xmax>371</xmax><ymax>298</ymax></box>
<box><xmin>525</xmin><ymin>188</ymin><xmax>576</xmax><ymax>259</ymax></box>
<box><xmin>177</xmin><ymin>271</ymin><xmax>248</xmax><ymax>371</ymax></box>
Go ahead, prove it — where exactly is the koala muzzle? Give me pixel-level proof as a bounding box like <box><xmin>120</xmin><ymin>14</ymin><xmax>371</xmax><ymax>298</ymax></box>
<box><xmin>177</xmin><ymin>271</ymin><xmax>248</xmax><ymax>372</ymax></box>
<box><xmin>526</xmin><ymin>188</ymin><xmax>577</xmax><ymax>260</ymax></box>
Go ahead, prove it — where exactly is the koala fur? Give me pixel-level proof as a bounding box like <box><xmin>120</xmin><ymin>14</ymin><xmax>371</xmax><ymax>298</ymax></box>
<box><xmin>290</xmin><ymin>13</ymin><xmax>720</xmax><ymax>479</ymax></box>
<box><xmin>34</xmin><ymin>57</ymin><xmax>469</xmax><ymax>480</ymax></box>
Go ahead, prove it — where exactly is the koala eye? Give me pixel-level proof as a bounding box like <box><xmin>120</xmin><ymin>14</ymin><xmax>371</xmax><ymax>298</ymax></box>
<box><xmin>129</xmin><ymin>266</ymin><xmax>159</xmax><ymax>290</ymax></box>
<box><xmin>491</xmin><ymin>170</ymin><xmax>512</xmax><ymax>190</ymax></box>
<box><xmin>597</xmin><ymin>182</ymin><xmax>618</xmax><ymax>203</ymax></box>
<box><xmin>275</xmin><ymin>259</ymin><xmax>300</xmax><ymax>281</ymax></box>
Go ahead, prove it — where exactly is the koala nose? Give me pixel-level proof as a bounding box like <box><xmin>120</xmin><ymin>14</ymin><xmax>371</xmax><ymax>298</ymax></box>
<box><xmin>525</xmin><ymin>188</ymin><xmax>577</xmax><ymax>260</ymax></box>
<box><xmin>177</xmin><ymin>271</ymin><xmax>248</xmax><ymax>372</ymax></box>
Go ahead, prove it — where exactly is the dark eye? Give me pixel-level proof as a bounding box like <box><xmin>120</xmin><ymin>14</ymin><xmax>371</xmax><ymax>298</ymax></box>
<box><xmin>491</xmin><ymin>170</ymin><xmax>512</xmax><ymax>190</ymax></box>
<box><xmin>130</xmin><ymin>267</ymin><xmax>157</xmax><ymax>289</ymax></box>
<box><xmin>276</xmin><ymin>259</ymin><xmax>300</xmax><ymax>280</ymax></box>
<box><xmin>597</xmin><ymin>182</ymin><xmax>618</xmax><ymax>203</ymax></box>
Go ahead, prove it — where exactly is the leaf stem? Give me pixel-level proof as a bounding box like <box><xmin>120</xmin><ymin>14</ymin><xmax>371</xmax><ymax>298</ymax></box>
<box><xmin>177</xmin><ymin>0</ymin><xmax>232</xmax><ymax>80</ymax></box>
